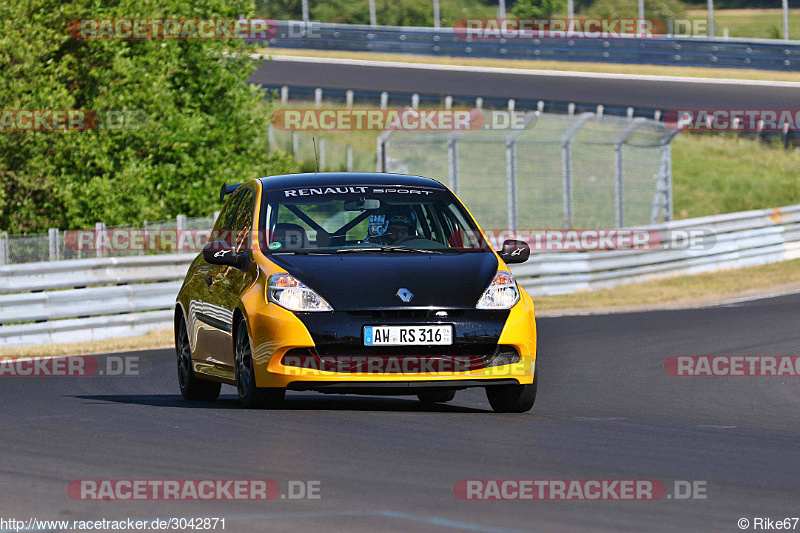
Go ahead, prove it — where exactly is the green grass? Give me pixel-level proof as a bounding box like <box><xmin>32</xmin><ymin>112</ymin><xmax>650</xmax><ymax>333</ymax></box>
<box><xmin>533</xmin><ymin>257</ymin><xmax>800</xmax><ymax>312</ymax></box>
<box><xmin>672</xmin><ymin>133</ymin><xmax>800</xmax><ymax>219</ymax></box>
<box><xmin>686</xmin><ymin>8</ymin><xmax>800</xmax><ymax>40</ymax></box>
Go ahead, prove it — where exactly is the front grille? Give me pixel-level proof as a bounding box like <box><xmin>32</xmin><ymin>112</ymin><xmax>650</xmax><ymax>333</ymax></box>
<box><xmin>282</xmin><ymin>345</ymin><xmax>518</xmax><ymax>373</ymax></box>
<box><xmin>347</xmin><ymin>309</ymin><xmax>466</xmax><ymax>319</ymax></box>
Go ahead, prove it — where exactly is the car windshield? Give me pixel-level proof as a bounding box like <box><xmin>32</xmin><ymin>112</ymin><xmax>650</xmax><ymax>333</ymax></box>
<box><xmin>260</xmin><ymin>185</ymin><xmax>490</xmax><ymax>254</ymax></box>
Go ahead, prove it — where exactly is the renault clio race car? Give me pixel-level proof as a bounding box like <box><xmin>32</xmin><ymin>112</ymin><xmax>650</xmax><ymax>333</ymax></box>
<box><xmin>174</xmin><ymin>173</ymin><xmax>537</xmax><ymax>412</ymax></box>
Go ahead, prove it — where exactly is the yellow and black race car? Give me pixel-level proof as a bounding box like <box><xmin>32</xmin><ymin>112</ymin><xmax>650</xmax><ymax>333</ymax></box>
<box><xmin>174</xmin><ymin>172</ymin><xmax>537</xmax><ymax>412</ymax></box>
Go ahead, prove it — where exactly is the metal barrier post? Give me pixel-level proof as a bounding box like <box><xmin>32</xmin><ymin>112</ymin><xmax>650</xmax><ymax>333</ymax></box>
<box><xmin>268</xmin><ymin>124</ymin><xmax>274</xmax><ymax>152</ymax></box>
<box><xmin>48</xmin><ymin>228</ymin><xmax>59</xmax><ymax>261</ymax></box>
<box><xmin>176</xmin><ymin>214</ymin><xmax>187</xmax><ymax>253</ymax></box>
<box><xmin>96</xmin><ymin>222</ymin><xmax>106</xmax><ymax>258</ymax></box>
<box><xmin>0</xmin><ymin>232</ymin><xmax>8</xmax><ymax>265</ymax></box>
<box><xmin>346</xmin><ymin>145</ymin><xmax>353</xmax><ymax>172</ymax></box>
<box><xmin>318</xmin><ymin>138</ymin><xmax>326</xmax><ymax>170</ymax></box>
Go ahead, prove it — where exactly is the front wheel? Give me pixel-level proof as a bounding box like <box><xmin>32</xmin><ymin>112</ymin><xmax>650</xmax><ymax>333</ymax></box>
<box><xmin>176</xmin><ymin>316</ymin><xmax>221</xmax><ymax>401</ymax></box>
<box><xmin>486</xmin><ymin>371</ymin><xmax>537</xmax><ymax>413</ymax></box>
<box><xmin>234</xmin><ymin>318</ymin><xmax>285</xmax><ymax>409</ymax></box>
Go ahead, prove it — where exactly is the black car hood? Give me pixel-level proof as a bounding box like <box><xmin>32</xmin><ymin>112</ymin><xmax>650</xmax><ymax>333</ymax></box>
<box><xmin>268</xmin><ymin>252</ymin><xmax>499</xmax><ymax>310</ymax></box>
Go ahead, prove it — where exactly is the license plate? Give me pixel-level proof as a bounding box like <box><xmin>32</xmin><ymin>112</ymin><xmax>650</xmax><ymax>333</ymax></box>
<box><xmin>364</xmin><ymin>325</ymin><xmax>453</xmax><ymax>346</ymax></box>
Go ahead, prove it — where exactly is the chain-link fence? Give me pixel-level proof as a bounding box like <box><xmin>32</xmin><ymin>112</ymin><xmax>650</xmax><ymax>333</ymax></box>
<box><xmin>268</xmin><ymin>125</ymin><xmax>376</xmax><ymax>172</ymax></box>
<box><xmin>379</xmin><ymin>111</ymin><xmax>679</xmax><ymax>229</ymax></box>
<box><xmin>0</xmin><ymin>214</ymin><xmax>217</xmax><ymax>265</ymax></box>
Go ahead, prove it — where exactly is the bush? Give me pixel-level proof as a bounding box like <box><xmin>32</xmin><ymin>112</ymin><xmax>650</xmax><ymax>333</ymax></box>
<box><xmin>0</xmin><ymin>0</ymin><xmax>298</xmax><ymax>233</ymax></box>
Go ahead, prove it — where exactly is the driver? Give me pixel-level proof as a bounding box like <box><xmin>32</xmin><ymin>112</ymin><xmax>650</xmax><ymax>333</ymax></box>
<box><xmin>382</xmin><ymin>213</ymin><xmax>416</xmax><ymax>245</ymax></box>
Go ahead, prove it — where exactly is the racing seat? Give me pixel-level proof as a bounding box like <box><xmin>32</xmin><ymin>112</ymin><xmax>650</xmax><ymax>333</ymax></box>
<box><xmin>271</xmin><ymin>223</ymin><xmax>308</xmax><ymax>251</ymax></box>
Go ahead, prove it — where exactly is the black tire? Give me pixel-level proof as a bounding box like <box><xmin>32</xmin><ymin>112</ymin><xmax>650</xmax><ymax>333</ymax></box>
<box><xmin>234</xmin><ymin>318</ymin><xmax>285</xmax><ymax>409</ymax></box>
<box><xmin>417</xmin><ymin>390</ymin><xmax>456</xmax><ymax>403</ymax></box>
<box><xmin>176</xmin><ymin>315</ymin><xmax>221</xmax><ymax>401</ymax></box>
<box><xmin>486</xmin><ymin>370</ymin><xmax>538</xmax><ymax>413</ymax></box>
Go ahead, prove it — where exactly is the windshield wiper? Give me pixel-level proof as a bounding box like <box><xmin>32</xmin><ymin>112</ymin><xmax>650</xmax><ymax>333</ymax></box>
<box><xmin>332</xmin><ymin>246</ymin><xmax>443</xmax><ymax>254</ymax></box>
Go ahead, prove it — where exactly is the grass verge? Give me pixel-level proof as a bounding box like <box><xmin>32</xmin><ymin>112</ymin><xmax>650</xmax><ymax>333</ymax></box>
<box><xmin>533</xmin><ymin>258</ymin><xmax>800</xmax><ymax>313</ymax></box>
<box><xmin>687</xmin><ymin>8</ymin><xmax>800</xmax><ymax>40</ymax></box>
<box><xmin>260</xmin><ymin>47</ymin><xmax>800</xmax><ymax>83</ymax></box>
<box><xmin>0</xmin><ymin>328</ymin><xmax>173</xmax><ymax>359</ymax></box>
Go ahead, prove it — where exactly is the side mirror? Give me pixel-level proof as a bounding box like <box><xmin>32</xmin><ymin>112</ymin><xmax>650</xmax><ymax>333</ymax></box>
<box><xmin>498</xmin><ymin>239</ymin><xmax>530</xmax><ymax>264</ymax></box>
<box><xmin>203</xmin><ymin>241</ymin><xmax>248</xmax><ymax>270</ymax></box>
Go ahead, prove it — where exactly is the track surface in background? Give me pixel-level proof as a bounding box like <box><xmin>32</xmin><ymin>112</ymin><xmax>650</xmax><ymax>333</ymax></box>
<box><xmin>2</xmin><ymin>294</ymin><xmax>799</xmax><ymax>532</ymax></box>
<box><xmin>250</xmin><ymin>57</ymin><xmax>799</xmax><ymax>110</ymax></box>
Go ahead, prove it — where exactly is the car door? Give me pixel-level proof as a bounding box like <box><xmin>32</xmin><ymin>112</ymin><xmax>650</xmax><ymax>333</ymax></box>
<box><xmin>191</xmin><ymin>189</ymin><xmax>244</xmax><ymax>367</ymax></box>
<box><xmin>209</xmin><ymin>186</ymin><xmax>256</xmax><ymax>368</ymax></box>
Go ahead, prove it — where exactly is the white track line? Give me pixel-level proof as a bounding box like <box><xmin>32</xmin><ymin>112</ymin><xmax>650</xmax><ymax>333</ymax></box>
<box><xmin>260</xmin><ymin>54</ymin><xmax>800</xmax><ymax>88</ymax></box>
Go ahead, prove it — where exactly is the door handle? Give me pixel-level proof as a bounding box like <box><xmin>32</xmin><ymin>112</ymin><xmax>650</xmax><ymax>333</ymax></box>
<box><xmin>205</xmin><ymin>277</ymin><xmax>213</xmax><ymax>287</ymax></box>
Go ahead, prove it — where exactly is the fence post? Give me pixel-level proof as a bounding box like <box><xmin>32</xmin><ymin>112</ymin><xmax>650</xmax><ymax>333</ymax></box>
<box><xmin>346</xmin><ymin>145</ymin><xmax>353</xmax><ymax>172</ymax></box>
<box><xmin>346</xmin><ymin>90</ymin><xmax>354</xmax><ymax>108</ymax></box>
<box><xmin>176</xmin><ymin>214</ymin><xmax>186</xmax><ymax>253</ymax></box>
<box><xmin>281</xmin><ymin>86</ymin><xmax>289</xmax><ymax>104</ymax></box>
<box><xmin>613</xmin><ymin>119</ymin><xmax>645</xmax><ymax>228</ymax></box>
<box><xmin>48</xmin><ymin>228</ymin><xmax>59</xmax><ymax>261</ymax></box>
<box><xmin>96</xmin><ymin>221</ymin><xmax>106</xmax><ymax>258</ymax></box>
<box><xmin>560</xmin><ymin>113</ymin><xmax>594</xmax><ymax>230</ymax></box>
<box><xmin>447</xmin><ymin>134</ymin><xmax>459</xmax><ymax>194</ymax></box>
<box><xmin>411</xmin><ymin>93</ymin><xmax>419</xmax><ymax>109</ymax></box>
<box><xmin>444</xmin><ymin>95</ymin><xmax>452</xmax><ymax>110</ymax></box>
<box><xmin>314</xmin><ymin>88</ymin><xmax>323</xmax><ymax>106</ymax></box>
<box><xmin>504</xmin><ymin>112</ymin><xmax>537</xmax><ymax>230</ymax></box>
<box><xmin>0</xmin><ymin>231</ymin><xmax>8</xmax><ymax>265</ymax></box>
<box><xmin>380</xmin><ymin>92</ymin><xmax>389</xmax><ymax>109</ymax></box>
<box><xmin>506</xmin><ymin>139</ymin><xmax>517</xmax><ymax>231</ymax></box>
<box><xmin>376</xmin><ymin>129</ymin><xmax>394</xmax><ymax>172</ymax></box>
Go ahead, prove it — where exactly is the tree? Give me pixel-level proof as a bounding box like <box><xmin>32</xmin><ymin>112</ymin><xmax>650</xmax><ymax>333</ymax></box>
<box><xmin>0</xmin><ymin>0</ymin><xmax>296</xmax><ymax>233</ymax></box>
<box><xmin>511</xmin><ymin>0</ymin><xmax>567</xmax><ymax>19</ymax></box>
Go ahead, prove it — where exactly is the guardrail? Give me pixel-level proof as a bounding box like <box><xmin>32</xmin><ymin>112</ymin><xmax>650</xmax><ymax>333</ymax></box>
<box><xmin>263</xmin><ymin>20</ymin><xmax>800</xmax><ymax>71</ymax></box>
<box><xmin>0</xmin><ymin>254</ymin><xmax>194</xmax><ymax>348</ymax></box>
<box><xmin>516</xmin><ymin>204</ymin><xmax>800</xmax><ymax>295</ymax></box>
<box><xmin>2</xmin><ymin>204</ymin><xmax>800</xmax><ymax>347</ymax></box>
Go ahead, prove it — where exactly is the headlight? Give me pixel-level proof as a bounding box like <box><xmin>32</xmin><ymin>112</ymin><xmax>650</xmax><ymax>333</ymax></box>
<box><xmin>267</xmin><ymin>274</ymin><xmax>333</xmax><ymax>312</ymax></box>
<box><xmin>476</xmin><ymin>271</ymin><xmax>519</xmax><ymax>310</ymax></box>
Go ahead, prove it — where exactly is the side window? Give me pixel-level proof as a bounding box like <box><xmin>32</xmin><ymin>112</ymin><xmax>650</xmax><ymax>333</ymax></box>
<box><xmin>212</xmin><ymin>189</ymin><xmax>243</xmax><ymax>241</ymax></box>
<box><xmin>229</xmin><ymin>188</ymin><xmax>255</xmax><ymax>252</ymax></box>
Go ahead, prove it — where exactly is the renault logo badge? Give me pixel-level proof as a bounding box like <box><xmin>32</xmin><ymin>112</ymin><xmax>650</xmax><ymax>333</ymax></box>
<box><xmin>396</xmin><ymin>288</ymin><xmax>413</xmax><ymax>303</ymax></box>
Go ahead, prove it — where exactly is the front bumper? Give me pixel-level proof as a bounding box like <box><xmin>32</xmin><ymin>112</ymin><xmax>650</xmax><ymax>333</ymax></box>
<box><xmin>246</xmin><ymin>293</ymin><xmax>537</xmax><ymax>391</ymax></box>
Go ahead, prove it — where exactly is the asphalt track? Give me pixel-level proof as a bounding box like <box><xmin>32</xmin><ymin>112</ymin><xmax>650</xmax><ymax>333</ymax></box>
<box><xmin>249</xmin><ymin>56</ymin><xmax>800</xmax><ymax>110</ymax></box>
<box><xmin>2</xmin><ymin>292</ymin><xmax>799</xmax><ymax>532</ymax></box>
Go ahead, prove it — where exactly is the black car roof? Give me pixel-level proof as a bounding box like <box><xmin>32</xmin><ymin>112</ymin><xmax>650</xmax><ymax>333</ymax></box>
<box><xmin>257</xmin><ymin>172</ymin><xmax>447</xmax><ymax>191</ymax></box>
